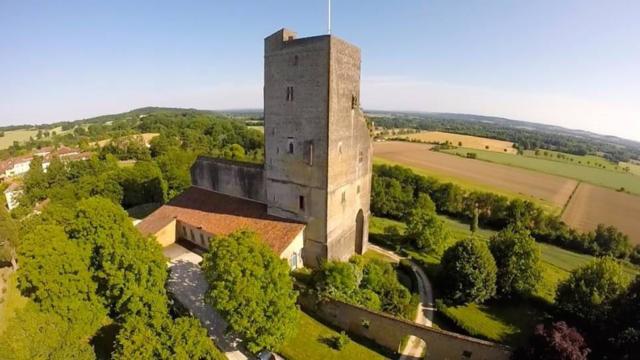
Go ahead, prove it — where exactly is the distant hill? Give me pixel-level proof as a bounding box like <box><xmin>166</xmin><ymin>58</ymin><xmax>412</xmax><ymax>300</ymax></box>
<box><xmin>2</xmin><ymin>106</ymin><xmax>638</xmax><ymax>162</ymax></box>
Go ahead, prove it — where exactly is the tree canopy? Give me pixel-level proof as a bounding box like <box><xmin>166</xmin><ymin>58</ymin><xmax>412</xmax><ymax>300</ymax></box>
<box><xmin>489</xmin><ymin>225</ymin><xmax>542</xmax><ymax>298</ymax></box>
<box><xmin>406</xmin><ymin>193</ymin><xmax>449</xmax><ymax>254</ymax></box>
<box><xmin>439</xmin><ymin>238</ymin><xmax>497</xmax><ymax>305</ymax></box>
<box><xmin>202</xmin><ymin>230</ymin><xmax>298</xmax><ymax>353</ymax></box>
<box><xmin>556</xmin><ymin>257</ymin><xmax>630</xmax><ymax>323</ymax></box>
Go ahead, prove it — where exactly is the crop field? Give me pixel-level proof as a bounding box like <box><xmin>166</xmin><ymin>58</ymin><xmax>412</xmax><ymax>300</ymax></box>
<box><xmin>397</xmin><ymin>131</ymin><xmax>517</xmax><ymax>154</ymax></box>
<box><xmin>442</xmin><ymin>146</ymin><xmax>640</xmax><ymax>195</ymax></box>
<box><xmin>0</xmin><ymin>126</ymin><xmax>72</xmax><ymax>150</ymax></box>
<box><xmin>523</xmin><ymin>149</ymin><xmax>621</xmax><ymax>171</ymax></box>
<box><xmin>562</xmin><ymin>183</ymin><xmax>640</xmax><ymax>245</ymax></box>
<box><xmin>374</xmin><ymin>141</ymin><xmax>576</xmax><ymax>212</ymax></box>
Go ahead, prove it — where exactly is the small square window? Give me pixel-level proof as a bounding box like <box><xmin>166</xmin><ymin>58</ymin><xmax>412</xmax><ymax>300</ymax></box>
<box><xmin>462</xmin><ymin>350</ymin><xmax>472</xmax><ymax>358</ymax></box>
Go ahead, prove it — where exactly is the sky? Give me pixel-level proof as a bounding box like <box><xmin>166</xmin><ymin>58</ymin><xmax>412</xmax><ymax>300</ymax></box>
<box><xmin>1</xmin><ymin>0</ymin><xmax>639</xmax><ymax>141</ymax></box>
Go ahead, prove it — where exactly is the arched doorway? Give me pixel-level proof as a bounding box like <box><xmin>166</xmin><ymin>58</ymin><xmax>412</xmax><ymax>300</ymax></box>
<box><xmin>355</xmin><ymin>209</ymin><xmax>364</xmax><ymax>254</ymax></box>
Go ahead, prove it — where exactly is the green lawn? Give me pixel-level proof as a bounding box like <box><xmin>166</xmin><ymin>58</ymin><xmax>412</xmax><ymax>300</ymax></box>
<box><xmin>373</xmin><ymin>158</ymin><xmax>559</xmax><ymax>214</ymax></box>
<box><xmin>369</xmin><ymin>215</ymin><xmax>640</xmax><ymax>346</ymax></box>
<box><xmin>442</xmin><ymin>147</ymin><xmax>640</xmax><ymax>195</ymax></box>
<box><xmin>0</xmin><ymin>269</ymin><xmax>29</xmax><ymax>334</ymax></box>
<box><xmin>279</xmin><ymin>310</ymin><xmax>389</xmax><ymax>360</ymax></box>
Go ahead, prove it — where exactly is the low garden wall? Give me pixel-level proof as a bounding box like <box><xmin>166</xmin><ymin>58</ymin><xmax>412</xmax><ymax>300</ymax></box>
<box><xmin>299</xmin><ymin>293</ymin><xmax>511</xmax><ymax>360</ymax></box>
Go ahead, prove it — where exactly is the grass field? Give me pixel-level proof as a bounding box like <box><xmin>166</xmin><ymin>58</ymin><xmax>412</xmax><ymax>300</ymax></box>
<box><xmin>0</xmin><ymin>126</ymin><xmax>71</xmax><ymax>150</ymax></box>
<box><xmin>0</xmin><ymin>269</ymin><xmax>28</xmax><ymax>334</ymax></box>
<box><xmin>621</xmin><ymin>162</ymin><xmax>640</xmax><ymax>176</ymax></box>
<box><xmin>279</xmin><ymin>310</ymin><xmax>389</xmax><ymax>360</ymax></box>
<box><xmin>442</xmin><ymin>146</ymin><xmax>640</xmax><ymax>195</ymax></box>
<box><xmin>369</xmin><ymin>215</ymin><xmax>639</xmax><ymax>346</ymax></box>
<box><xmin>374</xmin><ymin>142</ymin><xmax>570</xmax><ymax>213</ymax></box>
<box><xmin>248</xmin><ymin>125</ymin><xmax>264</xmax><ymax>133</ymax></box>
<box><xmin>397</xmin><ymin>131</ymin><xmax>517</xmax><ymax>154</ymax></box>
<box><xmin>523</xmin><ymin>149</ymin><xmax>621</xmax><ymax>171</ymax></box>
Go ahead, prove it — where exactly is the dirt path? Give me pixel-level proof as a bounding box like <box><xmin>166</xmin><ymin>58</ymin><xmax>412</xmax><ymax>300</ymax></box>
<box><xmin>368</xmin><ymin>244</ymin><xmax>434</xmax><ymax>359</ymax></box>
<box><xmin>374</xmin><ymin>141</ymin><xmax>577</xmax><ymax>209</ymax></box>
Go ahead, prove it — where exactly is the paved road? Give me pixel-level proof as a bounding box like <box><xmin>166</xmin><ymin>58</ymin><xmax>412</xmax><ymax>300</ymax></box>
<box><xmin>367</xmin><ymin>244</ymin><xmax>435</xmax><ymax>359</ymax></box>
<box><xmin>165</xmin><ymin>244</ymin><xmax>253</xmax><ymax>360</ymax></box>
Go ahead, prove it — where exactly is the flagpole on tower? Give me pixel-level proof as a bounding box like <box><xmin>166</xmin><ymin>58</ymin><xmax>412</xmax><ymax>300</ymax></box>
<box><xmin>328</xmin><ymin>0</ymin><xmax>332</xmax><ymax>34</ymax></box>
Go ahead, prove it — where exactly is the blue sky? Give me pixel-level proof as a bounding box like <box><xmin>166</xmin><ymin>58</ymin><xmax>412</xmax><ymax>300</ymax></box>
<box><xmin>1</xmin><ymin>1</ymin><xmax>639</xmax><ymax>140</ymax></box>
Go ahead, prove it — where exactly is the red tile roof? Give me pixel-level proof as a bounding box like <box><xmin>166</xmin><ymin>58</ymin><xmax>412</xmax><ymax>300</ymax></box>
<box><xmin>136</xmin><ymin>187</ymin><xmax>305</xmax><ymax>255</ymax></box>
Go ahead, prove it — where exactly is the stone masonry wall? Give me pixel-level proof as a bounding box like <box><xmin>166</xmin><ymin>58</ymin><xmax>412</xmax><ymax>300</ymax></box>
<box><xmin>190</xmin><ymin>156</ymin><xmax>266</xmax><ymax>203</ymax></box>
<box><xmin>300</xmin><ymin>295</ymin><xmax>512</xmax><ymax>360</ymax></box>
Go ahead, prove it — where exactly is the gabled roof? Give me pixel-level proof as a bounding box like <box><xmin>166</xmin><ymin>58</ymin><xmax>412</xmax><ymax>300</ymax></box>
<box><xmin>136</xmin><ymin>187</ymin><xmax>305</xmax><ymax>255</ymax></box>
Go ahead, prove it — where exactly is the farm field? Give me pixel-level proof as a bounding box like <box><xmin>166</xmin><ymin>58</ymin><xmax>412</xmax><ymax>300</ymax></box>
<box><xmin>397</xmin><ymin>131</ymin><xmax>517</xmax><ymax>154</ymax></box>
<box><xmin>523</xmin><ymin>149</ymin><xmax>621</xmax><ymax>172</ymax></box>
<box><xmin>374</xmin><ymin>141</ymin><xmax>576</xmax><ymax>212</ymax></box>
<box><xmin>562</xmin><ymin>183</ymin><xmax>640</xmax><ymax>245</ymax></box>
<box><xmin>0</xmin><ymin>126</ymin><xmax>70</xmax><ymax>150</ymax></box>
<box><xmin>279</xmin><ymin>310</ymin><xmax>389</xmax><ymax>360</ymax></box>
<box><xmin>442</xmin><ymin>146</ymin><xmax>640</xmax><ymax>195</ymax></box>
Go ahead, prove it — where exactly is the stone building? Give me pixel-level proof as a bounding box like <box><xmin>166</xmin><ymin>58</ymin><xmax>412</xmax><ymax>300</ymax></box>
<box><xmin>139</xmin><ymin>28</ymin><xmax>372</xmax><ymax>268</ymax></box>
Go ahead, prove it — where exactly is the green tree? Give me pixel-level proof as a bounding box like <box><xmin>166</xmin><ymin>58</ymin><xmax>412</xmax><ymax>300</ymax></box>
<box><xmin>69</xmin><ymin>197</ymin><xmax>169</xmax><ymax>322</ymax></box>
<box><xmin>23</xmin><ymin>156</ymin><xmax>47</xmax><ymax>202</ymax></box>
<box><xmin>155</xmin><ymin>148</ymin><xmax>197</xmax><ymax>199</ymax></box>
<box><xmin>406</xmin><ymin>194</ymin><xmax>449</xmax><ymax>254</ymax></box>
<box><xmin>556</xmin><ymin>257</ymin><xmax>629</xmax><ymax>323</ymax></box>
<box><xmin>0</xmin><ymin>304</ymin><xmax>96</xmax><ymax>360</ymax></box>
<box><xmin>470</xmin><ymin>207</ymin><xmax>479</xmax><ymax>234</ymax></box>
<box><xmin>489</xmin><ymin>226</ymin><xmax>542</xmax><ymax>298</ymax></box>
<box><xmin>202</xmin><ymin>230</ymin><xmax>298</xmax><ymax>352</ymax></box>
<box><xmin>17</xmin><ymin>225</ymin><xmax>107</xmax><ymax>336</ymax></box>
<box><xmin>119</xmin><ymin>161</ymin><xmax>168</xmax><ymax>208</ymax></box>
<box><xmin>113</xmin><ymin>316</ymin><xmax>224</xmax><ymax>360</ymax></box>
<box><xmin>440</xmin><ymin>238</ymin><xmax>497</xmax><ymax>305</ymax></box>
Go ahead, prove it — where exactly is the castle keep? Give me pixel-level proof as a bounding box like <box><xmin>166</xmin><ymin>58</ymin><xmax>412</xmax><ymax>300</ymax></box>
<box><xmin>139</xmin><ymin>29</ymin><xmax>372</xmax><ymax>268</ymax></box>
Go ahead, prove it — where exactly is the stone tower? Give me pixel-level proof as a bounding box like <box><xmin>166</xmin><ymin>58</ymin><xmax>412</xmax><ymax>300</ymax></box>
<box><xmin>264</xmin><ymin>29</ymin><xmax>372</xmax><ymax>268</ymax></box>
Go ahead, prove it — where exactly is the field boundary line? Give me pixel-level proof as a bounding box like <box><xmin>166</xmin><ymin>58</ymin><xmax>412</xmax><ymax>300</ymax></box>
<box><xmin>560</xmin><ymin>181</ymin><xmax>581</xmax><ymax>218</ymax></box>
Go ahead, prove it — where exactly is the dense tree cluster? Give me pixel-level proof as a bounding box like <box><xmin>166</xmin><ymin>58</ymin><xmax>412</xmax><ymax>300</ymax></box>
<box><xmin>312</xmin><ymin>255</ymin><xmax>416</xmax><ymax>319</ymax></box>
<box><xmin>201</xmin><ymin>230</ymin><xmax>298</xmax><ymax>353</ymax></box>
<box><xmin>0</xmin><ymin>197</ymin><xmax>222</xmax><ymax>359</ymax></box>
<box><xmin>372</xmin><ymin>164</ymin><xmax>639</xmax><ymax>264</ymax></box>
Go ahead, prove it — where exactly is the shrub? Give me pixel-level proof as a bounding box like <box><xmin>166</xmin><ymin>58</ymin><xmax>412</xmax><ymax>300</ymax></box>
<box><xmin>517</xmin><ymin>321</ymin><xmax>590</xmax><ymax>360</ymax></box>
<box><xmin>332</xmin><ymin>331</ymin><xmax>350</xmax><ymax>350</ymax></box>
